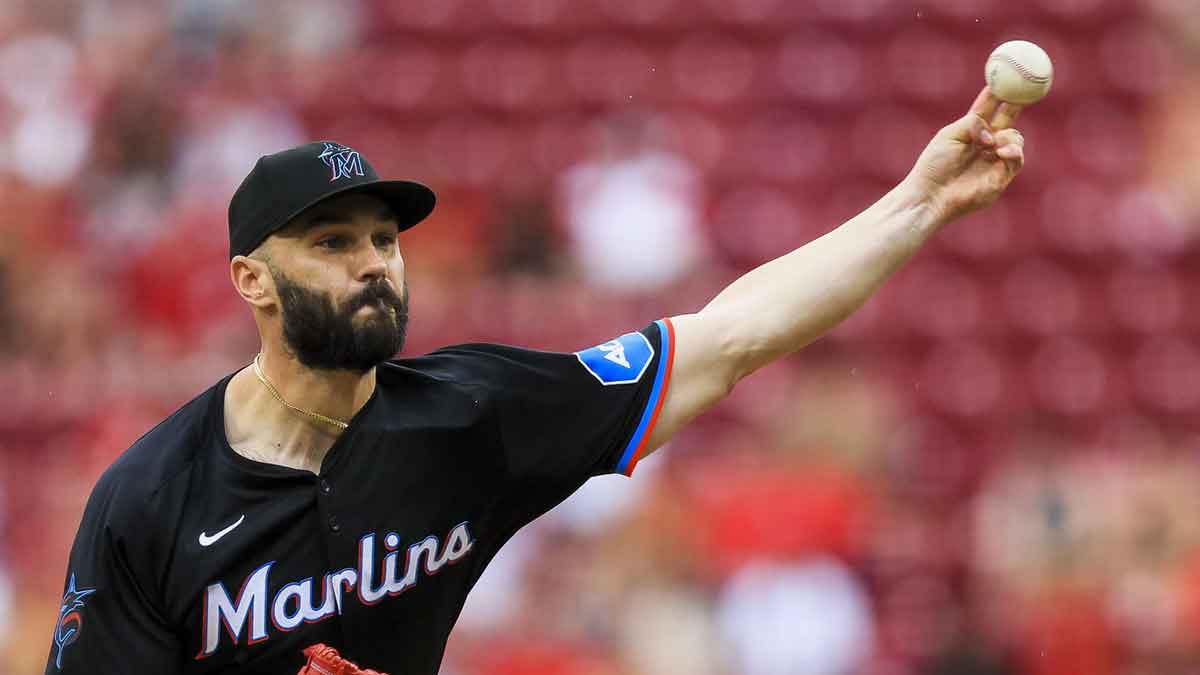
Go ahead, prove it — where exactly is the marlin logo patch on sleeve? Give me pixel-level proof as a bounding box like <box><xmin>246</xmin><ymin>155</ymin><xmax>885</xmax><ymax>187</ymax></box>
<box><xmin>575</xmin><ymin>332</ymin><xmax>654</xmax><ymax>386</ymax></box>
<box><xmin>53</xmin><ymin>573</ymin><xmax>96</xmax><ymax>669</ymax></box>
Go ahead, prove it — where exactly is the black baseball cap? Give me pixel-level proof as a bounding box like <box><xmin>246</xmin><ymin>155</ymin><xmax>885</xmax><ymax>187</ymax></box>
<box><xmin>228</xmin><ymin>141</ymin><xmax>436</xmax><ymax>259</ymax></box>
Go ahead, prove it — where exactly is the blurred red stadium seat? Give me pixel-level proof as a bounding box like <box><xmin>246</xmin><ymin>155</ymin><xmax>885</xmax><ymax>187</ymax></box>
<box><xmin>729</xmin><ymin>114</ymin><xmax>830</xmax><ymax>182</ymax></box>
<box><xmin>461</xmin><ymin>38</ymin><xmax>549</xmax><ymax>110</ymax></box>
<box><xmin>1002</xmin><ymin>257</ymin><xmax>1083</xmax><ymax>336</ymax></box>
<box><xmin>593</xmin><ymin>0</ymin><xmax>685</xmax><ymax>28</ymax></box>
<box><xmin>884</xmin><ymin>30</ymin><xmax>970</xmax><ymax>102</ymax></box>
<box><xmin>1038</xmin><ymin>178</ymin><xmax>1114</xmax><ymax>258</ymax></box>
<box><xmin>1029</xmin><ymin>336</ymin><xmax>1113</xmax><ymax>416</ymax></box>
<box><xmin>710</xmin><ymin>185</ymin><xmax>811</xmax><ymax>263</ymax></box>
<box><xmin>700</xmin><ymin>0</ymin><xmax>784</xmax><ymax>27</ymax></box>
<box><xmin>565</xmin><ymin>36</ymin><xmax>655</xmax><ymax>104</ymax></box>
<box><xmin>893</xmin><ymin>260</ymin><xmax>985</xmax><ymax>340</ymax></box>
<box><xmin>487</xmin><ymin>0</ymin><xmax>568</xmax><ymax>29</ymax></box>
<box><xmin>1107</xmin><ymin>262</ymin><xmax>1184</xmax><ymax>335</ymax></box>
<box><xmin>375</xmin><ymin>0</ymin><xmax>467</xmax><ymax>31</ymax></box>
<box><xmin>1100</xmin><ymin>23</ymin><xmax>1172</xmax><ymax>97</ymax></box>
<box><xmin>1032</xmin><ymin>0</ymin><xmax>1123</xmax><ymax>21</ymax></box>
<box><xmin>424</xmin><ymin>115</ymin><xmax>514</xmax><ymax>186</ymax></box>
<box><xmin>921</xmin><ymin>0</ymin><xmax>1007</xmax><ymax>23</ymax></box>
<box><xmin>658</xmin><ymin>111</ymin><xmax>729</xmax><ymax>173</ymax></box>
<box><xmin>776</xmin><ymin>31</ymin><xmax>870</xmax><ymax>106</ymax></box>
<box><xmin>353</xmin><ymin>46</ymin><xmax>443</xmax><ymax>111</ymax></box>
<box><xmin>918</xmin><ymin>340</ymin><xmax>1010</xmax><ymax>418</ymax></box>
<box><xmin>1131</xmin><ymin>337</ymin><xmax>1200</xmax><ymax>414</ymax></box>
<box><xmin>670</xmin><ymin>34</ymin><xmax>757</xmax><ymax>105</ymax></box>
<box><xmin>935</xmin><ymin>199</ymin><xmax>1024</xmax><ymax>262</ymax></box>
<box><xmin>849</xmin><ymin>105</ymin><xmax>931</xmax><ymax>180</ymax></box>
<box><xmin>811</xmin><ymin>0</ymin><xmax>901</xmax><ymax>23</ymax></box>
<box><xmin>1065</xmin><ymin>100</ymin><xmax>1143</xmax><ymax>180</ymax></box>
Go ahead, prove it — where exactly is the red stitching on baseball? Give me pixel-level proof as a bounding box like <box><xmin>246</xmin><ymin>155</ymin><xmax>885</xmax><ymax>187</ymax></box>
<box><xmin>989</xmin><ymin>53</ymin><xmax>1051</xmax><ymax>83</ymax></box>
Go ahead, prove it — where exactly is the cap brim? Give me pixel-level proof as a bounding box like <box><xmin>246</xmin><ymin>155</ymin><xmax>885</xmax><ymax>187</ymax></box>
<box><xmin>279</xmin><ymin>178</ymin><xmax>437</xmax><ymax>235</ymax></box>
<box><xmin>339</xmin><ymin>179</ymin><xmax>437</xmax><ymax>231</ymax></box>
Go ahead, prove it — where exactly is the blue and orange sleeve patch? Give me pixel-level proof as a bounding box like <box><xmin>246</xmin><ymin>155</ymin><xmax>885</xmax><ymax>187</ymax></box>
<box><xmin>614</xmin><ymin>318</ymin><xmax>676</xmax><ymax>476</ymax></box>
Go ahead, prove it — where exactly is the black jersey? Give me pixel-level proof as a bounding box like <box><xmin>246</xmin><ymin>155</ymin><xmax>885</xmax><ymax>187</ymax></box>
<box><xmin>46</xmin><ymin>320</ymin><xmax>675</xmax><ymax>675</ymax></box>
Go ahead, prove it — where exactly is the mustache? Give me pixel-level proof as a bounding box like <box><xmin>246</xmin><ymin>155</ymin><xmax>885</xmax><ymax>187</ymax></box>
<box><xmin>345</xmin><ymin>282</ymin><xmax>406</xmax><ymax>315</ymax></box>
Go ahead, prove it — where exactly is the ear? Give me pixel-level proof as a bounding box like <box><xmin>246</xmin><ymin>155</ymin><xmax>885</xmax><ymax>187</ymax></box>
<box><xmin>230</xmin><ymin>255</ymin><xmax>277</xmax><ymax>310</ymax></box>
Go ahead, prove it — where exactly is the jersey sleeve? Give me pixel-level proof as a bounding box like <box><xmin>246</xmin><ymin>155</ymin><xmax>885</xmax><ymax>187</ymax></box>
<box><xmin>45</xmin><ymin>470</ymin><xmax>180</xmax><ymax>674</ymax></box>
<box><xmin>437</xmin><ymin>318</ymin><xmax>676</xmax><ymax>484</ymax></box>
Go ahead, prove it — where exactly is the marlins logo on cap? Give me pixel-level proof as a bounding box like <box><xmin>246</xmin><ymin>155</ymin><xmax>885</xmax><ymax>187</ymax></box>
<box><xmin>317</xmin><ymin>142</ymin><xmax>365</xmax><ymax>182</ymax></box>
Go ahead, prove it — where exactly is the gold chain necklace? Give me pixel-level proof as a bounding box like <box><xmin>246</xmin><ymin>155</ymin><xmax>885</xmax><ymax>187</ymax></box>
<box><xmin>252</xmin><ymin>354</ymin><xmax>349</xmax><ymax>431</ymax></box>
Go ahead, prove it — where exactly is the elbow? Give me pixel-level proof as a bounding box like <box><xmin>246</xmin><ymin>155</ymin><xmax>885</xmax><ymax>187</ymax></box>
<box><xmin>714</xmin><ymin>325</ymin><xmax>758</xmax><ymax>392</ymax></box>
<box><xmin>688</xmin><ymin>309</ymin><xmax>769</xmax><ymax>389</ymax></box>
<box><xmin>673</xmin><ymin>309</ymin><xmax>759</xmax><ymax>402</ymax></box>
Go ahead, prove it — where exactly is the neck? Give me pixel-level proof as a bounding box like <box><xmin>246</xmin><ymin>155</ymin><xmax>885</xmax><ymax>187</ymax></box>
<box><xmin>224</xmin><ymin>347</ymin><xmax>377</xmax><ymax>473</ymax></box>
<box><xmin>256</xmin><ymin>347</ymin><xmax>376</xmax><ymax>422</ymax></box>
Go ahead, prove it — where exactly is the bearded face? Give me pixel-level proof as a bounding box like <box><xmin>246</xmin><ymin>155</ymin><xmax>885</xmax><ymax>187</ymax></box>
<box><xmin>270</xmin><ymin>264</ymin><xmax>408</xmax><ymax>374</ymax></box>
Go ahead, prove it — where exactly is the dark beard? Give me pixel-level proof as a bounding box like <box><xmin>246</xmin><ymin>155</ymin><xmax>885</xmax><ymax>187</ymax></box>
<box><xmin>271</xmin><ymin>267</ymin><xmax>408</xmax><ymax>374</ymax></box>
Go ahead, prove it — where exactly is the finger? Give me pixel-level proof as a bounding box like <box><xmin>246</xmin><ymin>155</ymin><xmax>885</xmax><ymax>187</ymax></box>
<box><xmin>997</xmin><ymin>144</ymin><xmax>1023</xmax><ymax>161</ymax></box>
<box><xmin>998</xmin><ymin>145</ymin><xmax>1024</xmax><ymax>178</ymax></box>
<box><xmin>955</xmin><ymin>112</ymin><xmax>996</xmax><ymax>147</ymax></box>
<box><xmin>969</xmin><ymin>86</ymin><xmax>1001</xmax><ymax>121</ymax></box>
<box><xmin>993</xmin><ymin>128</ymin><xmax>1024</xmax><ymax>148</ymax></box>
<box><xmin>991</xmin><ymin>102</ymin><xmax>1024</xmax><ymax>130</ymax></box>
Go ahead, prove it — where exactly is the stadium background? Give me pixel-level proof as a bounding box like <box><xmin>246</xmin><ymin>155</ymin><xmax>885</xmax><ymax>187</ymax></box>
<box><xmin>2</xmin><ymin>0</ymin><xmax>1200</xmax><ymax>673</ymax></box>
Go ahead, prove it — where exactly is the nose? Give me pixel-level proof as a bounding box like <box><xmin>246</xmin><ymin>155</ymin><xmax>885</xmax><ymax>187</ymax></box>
<box><xmin>355</xmin><ymin>242</ymin><xmax>388</xmax><ymax>283</ymax></box>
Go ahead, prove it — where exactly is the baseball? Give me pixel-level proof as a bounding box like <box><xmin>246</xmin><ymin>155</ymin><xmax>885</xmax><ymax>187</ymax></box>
<box><xmin>985</xmin><ymin>40</ymin><xmax>1053</xmax><ymax>105</ymax></box>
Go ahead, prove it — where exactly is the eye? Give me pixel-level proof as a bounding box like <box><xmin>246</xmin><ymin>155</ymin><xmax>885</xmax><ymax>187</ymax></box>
<box><xmin>374</xmin><ymin>232</ymin><xmax>398</xmax><ymax>248</ymax></box>
<box><xmin>316</xmin><ymin>236</ymin><xmax>345</xmax><ymax>249</ymax></box>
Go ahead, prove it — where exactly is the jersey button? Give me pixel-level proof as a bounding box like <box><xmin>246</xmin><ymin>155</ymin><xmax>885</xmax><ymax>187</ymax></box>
<box><xmin>319</xmin><ymin>480</ymin><xmax>333</xmax><ymax>495</ymax></box>
<box><xmin>328</xmin><ymin>515</ymin><xmax>341</xmax><ymax>533</ymax></box>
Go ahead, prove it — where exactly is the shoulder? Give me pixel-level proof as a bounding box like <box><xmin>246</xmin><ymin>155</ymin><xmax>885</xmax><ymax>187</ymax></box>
<box><xmin>382</xmin><ymin>343</ymin><xmax>560</xmax><ymax>389</ymax></box>
<box><xmin>374</xmin><ymin>346</ymin><xmax>551</xmax><ymax>424</ymax></box>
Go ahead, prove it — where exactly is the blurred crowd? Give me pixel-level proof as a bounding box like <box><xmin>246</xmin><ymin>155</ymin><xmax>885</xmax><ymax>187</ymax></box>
<box><xmin>3</xmin><ymin>0</ymin><xmax>1200</xmax><ymax>673</ymax></box>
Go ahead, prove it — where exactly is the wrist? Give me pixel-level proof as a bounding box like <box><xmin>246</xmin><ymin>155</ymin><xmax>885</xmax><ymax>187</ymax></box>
<box><xmin>888</xmin><ymin>177</ymin><xmax>950</xmax><ymax>234</ymax></box>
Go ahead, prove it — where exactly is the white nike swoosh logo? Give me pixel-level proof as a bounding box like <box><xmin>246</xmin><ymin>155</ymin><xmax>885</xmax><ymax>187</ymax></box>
<box><xmin>199</xmin><ymin>514</ymin><xmax>245</xmax><ymax>547</ymax></box>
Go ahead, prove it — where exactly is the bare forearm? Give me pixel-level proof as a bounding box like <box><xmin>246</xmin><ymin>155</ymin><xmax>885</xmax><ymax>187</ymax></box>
<box><xmin>700</xmin><ymin>181</ymin><xmax>944</xmax><ymax>382</ymax></box>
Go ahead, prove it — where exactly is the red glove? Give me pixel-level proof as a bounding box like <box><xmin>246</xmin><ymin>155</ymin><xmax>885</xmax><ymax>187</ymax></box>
<box><xmin>297</xmin><ymin>643</ymin><xmax>389</xmax><ymax>675</ymax></box>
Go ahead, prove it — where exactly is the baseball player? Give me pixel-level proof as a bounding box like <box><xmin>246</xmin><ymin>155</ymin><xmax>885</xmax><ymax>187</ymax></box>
<box><xmin>46</xmin><ymin>88</ymin><xmax>1025</xmax><ymax>674</ymax></box>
